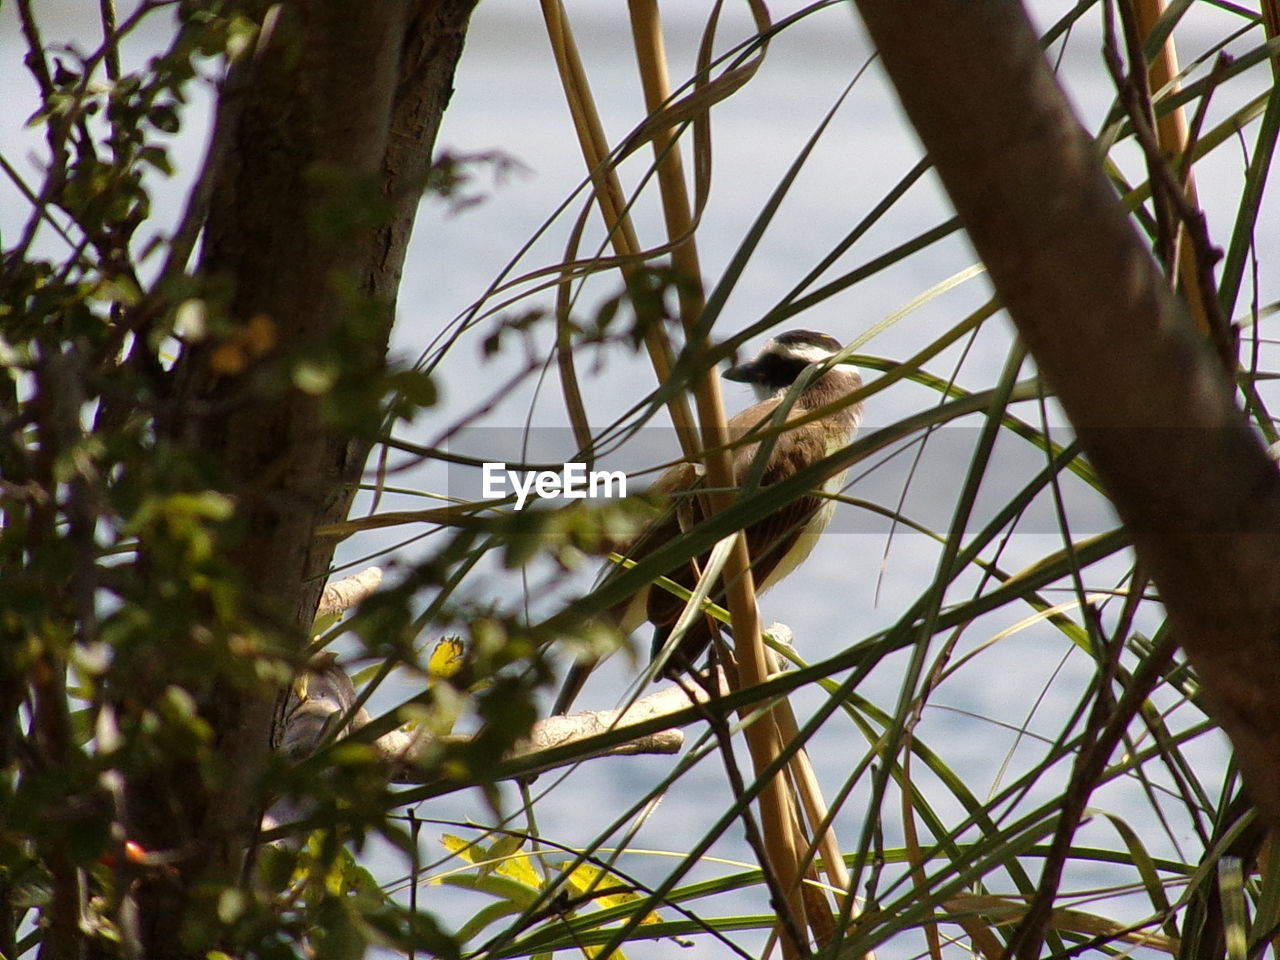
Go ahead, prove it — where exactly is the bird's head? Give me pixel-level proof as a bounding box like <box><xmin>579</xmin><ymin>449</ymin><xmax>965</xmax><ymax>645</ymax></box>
<box><xmin>723</xmin><ymin>329</ymin><xmax>850</xmax><ymax>402</ymax></box>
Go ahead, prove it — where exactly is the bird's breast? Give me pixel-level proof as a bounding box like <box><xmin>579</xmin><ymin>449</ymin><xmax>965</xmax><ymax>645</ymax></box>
<box><xmin>755</xmin><ymin>414</ymin><xmax>855</xmax><ymax>594</ymax></box>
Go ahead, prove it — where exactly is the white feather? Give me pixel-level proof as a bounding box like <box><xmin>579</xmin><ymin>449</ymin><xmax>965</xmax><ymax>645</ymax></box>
<box><xmin>765</xmin><ymin>339</ymin><xmax>839</xmax><ymax>364</ymax></box>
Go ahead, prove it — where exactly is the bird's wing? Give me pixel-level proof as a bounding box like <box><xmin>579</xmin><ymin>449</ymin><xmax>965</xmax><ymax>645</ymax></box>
<box><xmin>643</xmin><ymin>405</ymin><xmax>832</xmax><ymax>649</ymax></box>
<box><xmin>603</xmin><ymin>460</ymin><xmax>703</xmax><ymax>629</ymax></box>
<box><xmin>559</xmin><ymin>400</ymin><xmax>841</xmax><ymax>702</ymax></box>
<box><xmin>552</xmin><ymin>460</ymin><xmax>703</xmax><ymax>714</ymax></box>
<box><xmin>728</xmin><ymin>409</ymin><xmax>832</xmax><ymax>597</ymax></box>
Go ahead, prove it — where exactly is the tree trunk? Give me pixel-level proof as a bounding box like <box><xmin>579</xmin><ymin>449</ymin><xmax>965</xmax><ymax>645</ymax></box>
<box><xmin>136</xmin><ymin>0</ymin><xmax>478</xmax><ymax>951</ymax></box>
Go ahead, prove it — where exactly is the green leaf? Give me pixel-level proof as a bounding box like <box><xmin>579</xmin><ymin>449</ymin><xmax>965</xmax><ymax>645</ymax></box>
<box><xmin>388</xmin><ymin>369</ymin><xmax>438</xmax><ymax>408</ymax></box>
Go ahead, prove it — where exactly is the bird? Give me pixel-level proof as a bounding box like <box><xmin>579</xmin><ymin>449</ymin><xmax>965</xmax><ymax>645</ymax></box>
<box><xmin>551</xmin><ymin>329</ymin><xmax>864</xmax><ymax>715</ymax></box>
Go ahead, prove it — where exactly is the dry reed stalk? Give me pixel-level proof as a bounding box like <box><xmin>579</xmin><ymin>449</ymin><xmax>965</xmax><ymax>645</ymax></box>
<box><xmin>622</xmin><ymin>1</ymin><xmax>811</xmax><ymax>952</ymax></box>
<box><xmin>900</xmin><ymin>738</ymin><xmax>944</xmax><ymax>960</ymax></box>
<box><xmin>770</xmin><ymin>675</ymin><xmax>855</xmax><ymax>906</ymax></box>
<box><xmin>537</xmin><ymin>0</ymin><xmax>700</xmax><ymax>459</ymax></box>
<box><xmin>758</xmin><ymin>634</ymin><xmax>852</xmax><ymax>902</ymax></box>
<box><xmin>540</xmin><ymin>0</ymin><xmax>876</xmax><ymax>950</ymax></box>
<box><xmin>1131</xmin><ymin>0</ymin><xmax>1207</xmax><ymax>332</ymax></box>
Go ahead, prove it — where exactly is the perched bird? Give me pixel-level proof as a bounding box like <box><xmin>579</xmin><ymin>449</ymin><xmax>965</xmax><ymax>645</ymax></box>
<box><xmin>552</xmin><ymin>329</ymin><xmax>863</xmax><ymax>715</ymax></box>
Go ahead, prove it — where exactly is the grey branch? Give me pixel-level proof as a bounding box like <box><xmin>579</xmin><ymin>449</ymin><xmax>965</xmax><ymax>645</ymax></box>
<box><xmin>316</xmin><ymin>566</ymin><xmax>384</xmax><ymax>618</ymax></box>
<box><xmin>275</xmin><ymin>654</ymin><xmax>727</xmax><ymax>788</ymax></box>
<box><xmin>383</xmin><ymin>672</ymin><xmax>730</xmax><ymax>782</ymax></box>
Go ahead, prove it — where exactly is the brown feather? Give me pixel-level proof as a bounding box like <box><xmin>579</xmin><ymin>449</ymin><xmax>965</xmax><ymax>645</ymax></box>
<box><xmin>636</xmin><ymin>372</ymin><xmax>860</xmax><ymax>676</ymax></box>
<box><xmin>551</xmin><ymin>358</ymin><xmax>862</xmax><ymax>715</ymax></box>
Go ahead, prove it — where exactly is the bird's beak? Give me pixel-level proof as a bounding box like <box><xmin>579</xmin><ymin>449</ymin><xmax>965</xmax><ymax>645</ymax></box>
<box><xmin>723</xmin><ymin>360</ymin><xmax>756</xmax><ymax>383</ymax></box>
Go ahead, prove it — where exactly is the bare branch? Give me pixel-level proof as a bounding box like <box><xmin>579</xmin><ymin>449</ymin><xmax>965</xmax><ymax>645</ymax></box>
<box><xmin>378</xmin><ymin>673</ymin><xmax>728</xmax><ymax>781</ymax></box>
<box><xmin>98</xmin><ymin>0</ymin><xmax>120</xmax><ymax>81</ymax></box>
<box><xmin>264</xmin><ymin>657</ymin><xmax>718</xmax><ymax>849</ymax></box>
<box><xmin>316</xmin><ymin>566</ymin><xmax>383</xmax><ymax>618</ymax></box>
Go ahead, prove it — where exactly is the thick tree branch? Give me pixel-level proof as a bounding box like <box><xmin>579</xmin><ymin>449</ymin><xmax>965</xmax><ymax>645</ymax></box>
<box><xmin>317</xmin><ymin>566</ymin><xmax>384</xmax><ymax>619</ymax></box>
<box><xmin>853</xmin><ymin>6</ymin><xmax>1280</xmax><ymax>955</ymax></box>
<box><xmin>852</xmin><ymin>0</ymin><xmax>1280</xmax><ymax>822</ymax></box>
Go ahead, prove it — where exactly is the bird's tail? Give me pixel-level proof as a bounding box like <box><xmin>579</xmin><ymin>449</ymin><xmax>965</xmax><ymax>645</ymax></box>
<box><xmin>551</xmin><ymin>658</ymin><xmax>596</xmax><ymax>716</ymax></box>
<box><xmin>551</xmin><ymin>584</ymin><xmax>650</xmax><ymax>715</ymax></box>
<box><xmin>649</xmin><ymin>616</ymin><xmax>721</xmax><ymax>683</ymax></box>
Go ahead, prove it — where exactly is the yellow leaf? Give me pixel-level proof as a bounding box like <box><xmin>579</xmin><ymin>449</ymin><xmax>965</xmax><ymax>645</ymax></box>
<box><xmin>440</xmin><ymin>833</ymin><xmax>485</xmax><ymax>865</ymax></box>
<box><xmin>558</xmin><ymin>861</ymin><xmax>660</xmax><ymax>925</ymax></box>
<box><xmin>481</xmin><ymin>839</ymin><xmax>537</xmax><ymax>885</ymax></box>
<box><xmin>428</xmin><ymin>637</ymin><xmax>466</xmax><ymax>681</ymax></box>
<box><xmin>495</xmin><ymin>853</ymin><xmax>540</xmax><ymax>888</ymax></box>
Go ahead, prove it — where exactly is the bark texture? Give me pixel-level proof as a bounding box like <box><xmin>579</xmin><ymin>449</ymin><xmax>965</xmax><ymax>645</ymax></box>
<box><xmin>853</xmin><ymin>1</ymin><xmax>1280</xmax><ymax>814</ymax></box>
<box><xmin>139</xmin><ymin>0</ymin><xmax>478</xmax><ymax>952</ymax></box>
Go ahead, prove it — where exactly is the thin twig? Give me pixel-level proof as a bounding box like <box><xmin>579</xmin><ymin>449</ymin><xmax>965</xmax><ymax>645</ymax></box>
<box><xmin>1107</xmin><ymin>2</ymin><xmax>1177</xmax><ymax>270</ymax></box>
<box><xmin>625</xmin><ymin>2</ymin><xmax>811</xmax><ymax>952</ymax></box>
<box><xmin>0</xmin><ymin>154</ymin><xmax>78</xmax><ymax>252</ymax></box>
<box><xmin>9</xmin><ymin>0</ymin><xmax>72</xmax><ymax>266</ymax></box>
<box><xmin>99</xmin><ymin>0</ymin><xmax>121</xmax><ymax>80</ymax></box>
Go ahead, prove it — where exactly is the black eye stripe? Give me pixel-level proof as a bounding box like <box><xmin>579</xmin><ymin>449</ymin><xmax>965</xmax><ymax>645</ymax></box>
<box><xmin>750</xmin><ymin>353</ymin><xmax>811</xmax><ymax>386</ymax></box>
